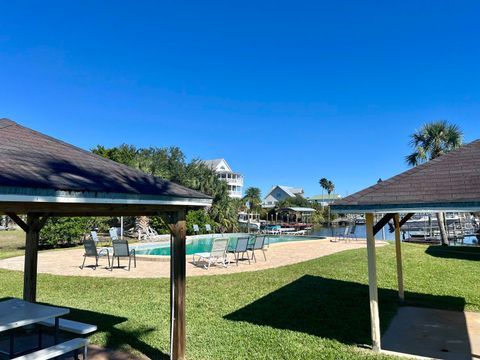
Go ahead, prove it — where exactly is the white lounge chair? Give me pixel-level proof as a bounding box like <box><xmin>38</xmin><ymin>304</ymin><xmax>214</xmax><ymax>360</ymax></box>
<box><xmin>193</xmin><ymin>238</ymin><xmax>229</xmax><ymax>269</ymax></box>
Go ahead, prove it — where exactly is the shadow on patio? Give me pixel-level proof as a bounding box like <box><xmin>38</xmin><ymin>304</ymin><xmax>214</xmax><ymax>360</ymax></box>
<box><xmin>224</xmin><ymin>275</ymin><xmax>467</xmax><ymax>348</ymax></box>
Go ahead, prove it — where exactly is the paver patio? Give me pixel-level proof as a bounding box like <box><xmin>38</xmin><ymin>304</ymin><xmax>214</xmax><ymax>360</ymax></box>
<box><xmin>0</xmin><ymin>238</ymin><xmax>386</xmax><ymax>278</ymax></box>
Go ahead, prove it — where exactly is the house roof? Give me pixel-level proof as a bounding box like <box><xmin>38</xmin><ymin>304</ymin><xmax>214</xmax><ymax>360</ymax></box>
<box><xmin>280</xmin><ymin>207</ymin><xmax>316</xmax><ymax>213</ymax></box>
<box><xmin>201</xmin><ymin>159</ymin><xmax>224</xmax><ymax>169</ymax></box>
<box><xmin>331</xmin><ymin>139</ymin><xmax>480</xmax><ymax>213</ymax></box>
<box><xmin>0</xmin><ymin>119</ymin><xmax>212</xmax><ymax>213</ymax></box>
<box><xmin>200</xmin><ymin>158</ymin><xmax>235</xmax><ymax>173</ymax></box>
<box><xmin>310</xmin><ymin>194</ymin><xmax>342</xmax><ymax>201</ymax></box>
<box><xmin>266</xmin><ymin>185</ymin><xmax>304</xmax><ymax>198</ymax></box>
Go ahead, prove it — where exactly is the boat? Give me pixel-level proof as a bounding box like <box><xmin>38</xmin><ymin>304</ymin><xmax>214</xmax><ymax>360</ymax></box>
<box><xmin>238</xmin><ymin>212</ymin><xmax>262</xmax><ymax>231</ymax></box>
<box><xmin>355</xmin><ymin>216</ymin><xmax>366</xmax><ymax>225</ymax></box>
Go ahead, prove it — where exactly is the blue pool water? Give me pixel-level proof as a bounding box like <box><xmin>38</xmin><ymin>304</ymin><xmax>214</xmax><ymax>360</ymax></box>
<box><xmin>135</xmin><ymin>234</ymin><xmax>326</xmax><ymax>256</ymax></box>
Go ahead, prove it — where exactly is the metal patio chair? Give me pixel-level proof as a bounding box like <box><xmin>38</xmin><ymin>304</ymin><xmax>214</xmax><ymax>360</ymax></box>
<box><xmin>112</xmin><ymin>240</ymin><xmax>136</xmax><ymax>270</ymax></box>
<box><xmin>80</xmin><ymin>239</ymin><xmax>110</xmax><ymax>269</ymax></box>
<box><xmin>247</xmin><ymin>235</ymin><xmax>267</xmax><ymax>262</ymax></box>
<box><xmin>192</xmin><ymin>237</ymin><xmax>229</xmax><ymax>269</ymax></box>
<box><xmin>228</xmin><ymin>236</ymin><xmax>251</xmax><ymax>266</ymax></box>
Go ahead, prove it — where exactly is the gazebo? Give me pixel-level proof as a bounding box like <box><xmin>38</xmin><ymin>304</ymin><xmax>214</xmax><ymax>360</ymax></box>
<box><xmin>0</xmin><ymin>119</ymin><xmax>213</xmax><ymax>360</ymax></box>
<box><xmin>331</xmin><ymin>139</ymin><xmax>480</xmax><ymax>353</ymax></box>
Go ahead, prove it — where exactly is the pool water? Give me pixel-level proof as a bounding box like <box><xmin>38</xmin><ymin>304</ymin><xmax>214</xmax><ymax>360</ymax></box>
<box><xmin>135</xmin><ymin>234</ymin><xmax>326</xmax><ymax>256</ymax></box>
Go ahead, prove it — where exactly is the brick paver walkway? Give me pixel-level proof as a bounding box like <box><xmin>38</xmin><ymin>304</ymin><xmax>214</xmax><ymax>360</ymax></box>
<box><xmin>0</xmin><ymin>238</ymin><xmax>386</xmax><ymax>278</ymax></box>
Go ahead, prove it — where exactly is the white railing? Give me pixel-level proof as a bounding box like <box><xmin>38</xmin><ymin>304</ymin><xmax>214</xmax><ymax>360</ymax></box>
<box><xmin>229</xmin><ymin>190</ymin><xmax>243</xmax><ymax>198</ymax></box>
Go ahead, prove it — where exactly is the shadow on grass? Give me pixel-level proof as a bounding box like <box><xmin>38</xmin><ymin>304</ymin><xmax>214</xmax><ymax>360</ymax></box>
<box><xmin>67</xmin><ymin>307</ymin><xmax>169</xmax><ymax>360</ymax></box>
<box><xmin>425</xmin><ymin>245</ymin><xmax>480</xmax><ymax>261</ymax></box>
<box><xmin>224</xmin><ymin>275</ymin><xmax>465</xmax><ymax>346</ymax></box>
<box><xmin>0</xmin><ymin>297</ymin><xmax>169</xmax><ymax>359</ymax></box>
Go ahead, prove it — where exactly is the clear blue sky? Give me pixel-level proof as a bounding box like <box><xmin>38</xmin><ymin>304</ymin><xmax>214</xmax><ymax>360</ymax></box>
<box><xmin>1</xmin><ymin>1</ymin><xmax>479</xmax><ymax>198</ymax></box>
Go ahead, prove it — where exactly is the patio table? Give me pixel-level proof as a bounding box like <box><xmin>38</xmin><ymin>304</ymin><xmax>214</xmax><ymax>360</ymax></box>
<box><xmin>0</xmin><ymin>298</ymin><xmax>69</xmax><ymax>358</ymax></box>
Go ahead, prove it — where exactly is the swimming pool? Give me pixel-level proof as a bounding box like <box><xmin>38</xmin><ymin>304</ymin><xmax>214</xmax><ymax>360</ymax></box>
<box><xmin>134</xmin><ymin>234</ymin><xmax>326</xmax><ymax>256</ymax></box>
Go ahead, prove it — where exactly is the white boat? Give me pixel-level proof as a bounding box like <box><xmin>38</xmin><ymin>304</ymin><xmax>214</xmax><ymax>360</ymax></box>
<box><xmin>238</xmin><ymin>212</ymin><xmax>261</xmax><ymax>230</ymax></box>
<box><xmin>355</xmin><ymin>216</ymin><xmax>366</xmax><ymax>225</ymax></box>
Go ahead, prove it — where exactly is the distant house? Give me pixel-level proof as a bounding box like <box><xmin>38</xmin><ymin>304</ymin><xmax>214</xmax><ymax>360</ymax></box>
<box><xmin>201</xmin><ymin>158</ymin><xmax>244</xmax><ymax>199</ymax></box>
<box><xmin>309</xmin><ymin>193</ymin><xmax>342</xmax><ymax>206</ymax></box>
<box><xmin>262</xmin><ymin>185</ymin><xmax>305</xmax><ymax>208</ymax></box>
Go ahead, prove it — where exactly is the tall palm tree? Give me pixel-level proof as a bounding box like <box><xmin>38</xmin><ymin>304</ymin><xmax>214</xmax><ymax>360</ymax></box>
<box><xmin>406</xmin><ymin>120</ymin><xmax>463</xmax><ymax>246</ymax></box>
<box><xmin>243</xmin><ymin>187</ymin><xmax>262</xmax><ymax>213</ymax></box>
<box><xmin>319</xmin><ymin>178</ymin><xmax>335</xmax><ymax>225</ymax></box>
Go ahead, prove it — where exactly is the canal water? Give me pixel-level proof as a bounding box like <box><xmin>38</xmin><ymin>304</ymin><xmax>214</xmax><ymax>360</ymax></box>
<box><xmin>311</xmin><ymin>224</ymin><xmax>395</xmax><ymax>240</ymax></box>
<box><xmin>311</xmin><ymin>224</ymin><xmax>479</xmax><ymax>245</ymax></box>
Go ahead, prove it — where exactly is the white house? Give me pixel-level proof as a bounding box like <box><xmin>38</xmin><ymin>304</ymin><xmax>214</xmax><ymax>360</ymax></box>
<box><xmin>262</xmin><ymin>185</ymin><xmax>305</xmax><ymax>208</ymax></box>
<box><xmin>201</xmin><ymin>159</ymin><xmax>244</xmax><ymax>199</ymax></box>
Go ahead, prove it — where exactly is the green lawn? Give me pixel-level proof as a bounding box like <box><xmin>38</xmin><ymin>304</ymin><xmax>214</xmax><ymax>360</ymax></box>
<box><xmin>0</xmin><ymin>243</ymin><xmax>479</xmax><ymax>359</ymax></box>
<box><xmin>0</xmin><ymin>230</ymin><xmax>25</xmax><ymax>259</ymax></box>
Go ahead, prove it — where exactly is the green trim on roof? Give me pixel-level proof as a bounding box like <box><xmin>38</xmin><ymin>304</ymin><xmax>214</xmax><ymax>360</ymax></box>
<box><xmin>310</xmin><ymin>194</ymin><xmax>341</xmax><ymax>200</ymax></box>
<box><xmin>0</xmin><ymin>186</ymin><xmax>212</xmax><ymax>206</ymax></box>
<box><xmin>330</xmin><ymin>201</ymin><xmax>480</xmax><ymax>214</ymax></box>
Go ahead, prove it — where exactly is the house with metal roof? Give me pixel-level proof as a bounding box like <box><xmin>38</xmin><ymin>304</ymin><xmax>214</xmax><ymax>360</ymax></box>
<box><xmin>262</xmin><ymin>185</ymin><xmax>305</xmax><ymax>208</ymax></box>
<box><xmin>201</xmin><ymin>158</ymin><xmax>244</xmax><ymax>198</ymax></box>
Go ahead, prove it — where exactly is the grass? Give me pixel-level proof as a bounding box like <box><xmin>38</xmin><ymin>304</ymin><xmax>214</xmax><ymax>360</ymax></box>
<box><xmin>0</xmin><ymin>230</ymin><xmax>25</xmax><ymax>259</ymax></box>
<box><xmin>0</xmin><ymin>242</ymin><xmax>479</xmax><ymax>359</ymax></box>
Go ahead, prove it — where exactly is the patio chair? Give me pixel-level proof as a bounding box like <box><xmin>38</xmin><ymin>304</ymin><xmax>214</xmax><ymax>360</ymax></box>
<box><xmin>247</xmin><ymin>235</ymin><xmax>267</xmax><ymax>262</ymax></box>
<box><xmin>205</xmin><ymin>224</ymin><xmax>212</xmax><ymax>233</ymax></box>
<box><xmin>193</xmin><ymin>224</ymin><xmax>200</xmax><ymax>235</ymax></box>
<box><xmin>112</xmin><ymin>240</ymin><xmax>136</xmax><ymax>270</ymax></box>
<box><xmin>227</xmin><ymin>236</ymin><xmax>251</xmax><ymax>266</ymax></box>
<box><xmin>80</xmin><ymin>239</ymin><xmax>110</xmax><ymax>269</ymax></box>
<box><xmin>333</xmin><ymin>226</ymin><xmax>350</xmax><ymax>242</ymax></box>
<box><xmin>346</xmin><ymin>225</ymin><xmax>358</xmax><ymax>242</ymax></box>
<box><xmin>192</xmin><ymin>237</ymin><xmax>229</xmax><ymax>269</ymax></box>
<box><xmin>91</xmin><ymin>230</ymin><xmax>109</xmax><ymax>245</ymax></box>
<box><xmin>109</xmin><ymin>227</ymin><xmax>119</xmax><ymax>241</ymax></box>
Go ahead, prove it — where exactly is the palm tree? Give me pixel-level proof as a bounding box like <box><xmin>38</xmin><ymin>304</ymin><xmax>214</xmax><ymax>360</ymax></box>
<box><xmin>243</xmin><ymin>187</ymin><xmax>262</xmax><ymax>213</ymax></box>
<box><xmin>406</xmin><ymin>120</ymin><xmax>463</xmax><ymax>246</ymax></box>
<box><xmin>319</xmin><ymin>178</ymin><xmax>335</xmax><ymax>225</ymax></box>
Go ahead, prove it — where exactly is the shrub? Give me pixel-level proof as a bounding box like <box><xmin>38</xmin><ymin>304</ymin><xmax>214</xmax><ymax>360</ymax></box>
<box><xmin>40</xmin><ymin>217</ymin><xmax>97</xmax><ymax>247</ymax></box>
<box><xmin>186</xmin><ymin>210</ymin><xmax>217</xmax><ymax>235</ymax></box>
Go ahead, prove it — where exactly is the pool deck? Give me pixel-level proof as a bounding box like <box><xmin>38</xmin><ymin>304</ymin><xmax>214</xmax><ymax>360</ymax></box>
<box><xmin>0</xmin><ymin>238</ymin><xmax>387</xmax><ymax>278</ymax></box>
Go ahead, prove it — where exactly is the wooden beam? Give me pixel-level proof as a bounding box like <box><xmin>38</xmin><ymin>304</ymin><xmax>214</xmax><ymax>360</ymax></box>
<box><xmin>34</xmin><ymin>214</ymin><xmax>50</xmax><ymax>232</ymax></box>
<box><xmin>366</xmin><ymin>213</ymin><xmax>381</xmax><ymax>352</ymax></box>
<box><xmin>372</xmin><ymin>213</ymin><xmax>394</xmax><ymax>236</ymax></box>
<box><xmin>0</xmin><ymin>202</ymin><xmax>191</xmax><ymax>216</ymax></box>
<box><xmin>5</xmin><ymin>212</ymin><xmax>28</xmax><ymax>232</ymax></box>
<box><xmin>24</xmin><ymin>214</ymin><xmax>40</xmax><ymax>302</ymax></box>
<box><xmin>393</xmin><ymin>214</ymin><xmax>405</xmax><ymax>301</ymax></box>
<box><xmin>164</xmin><ymin>211</ymin><xmax>187</xmax><ymax>360</ymax></box>
<box><xmin>399</xmin><ymin>213</ymin><xmax>415</xmax><ymax>228</ymax></box>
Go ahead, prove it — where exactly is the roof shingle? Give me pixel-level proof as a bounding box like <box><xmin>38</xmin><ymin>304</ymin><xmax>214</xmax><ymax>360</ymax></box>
<box><xmin>0</xmin><ymin>119</ymin><xmax>211</xmax><ymax>200</ymax></box>
<box><xmin>331</xmin><ymin>139</ymin><xmax>480</xmax><ymax>212</ymax></box>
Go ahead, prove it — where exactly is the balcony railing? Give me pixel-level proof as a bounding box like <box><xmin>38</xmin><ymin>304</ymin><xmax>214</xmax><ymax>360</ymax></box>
<box><xmin>228</xmin><ymin>190</ymin><xmax>243</xmax><ymax>198</ymax></box>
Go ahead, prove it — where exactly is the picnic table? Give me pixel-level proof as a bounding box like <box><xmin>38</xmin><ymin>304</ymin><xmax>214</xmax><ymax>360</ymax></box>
<box><xmin>0</xmin><ymin>298</ymin><xmax>69</xmax><ymax>358</ymax></box>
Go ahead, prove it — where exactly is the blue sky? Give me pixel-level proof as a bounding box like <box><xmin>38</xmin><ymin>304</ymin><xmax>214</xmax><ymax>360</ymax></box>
<box><xmin>1</xmin><ymin>1</ymin><xmax>479</xmax><ymax>198</ymax></box>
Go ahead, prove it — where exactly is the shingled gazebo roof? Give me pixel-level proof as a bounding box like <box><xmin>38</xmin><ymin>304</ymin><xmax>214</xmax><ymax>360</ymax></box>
<box><xmin>0</xmin><ymin>118</ymin><xmax>212</xmax><ymax>215</ymax></box>
<box><xmin>331</xmin><ymin>139</ymin><xmax>480</xmax><ymax>213</ymax></box>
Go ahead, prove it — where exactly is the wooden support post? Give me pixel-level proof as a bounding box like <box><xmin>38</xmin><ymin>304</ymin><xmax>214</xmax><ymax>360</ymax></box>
<box><xmin>366</xmin><ymin>213</ymin><xmax>381</xmax><ymax>352</ymax></box>
<box><xmin>394</xmin><ymin>213</ymin><xmax>405</xmax><ymax>301</ymax></box>
<box><xmin>24</xmin><ymin>215</ymin><xmax>40</xmax><ymax>302</ymax></box>
<box><xmin>166</xmin><ymin>210</ymin><xmax>187</xmax><ymax>360</ymax></box>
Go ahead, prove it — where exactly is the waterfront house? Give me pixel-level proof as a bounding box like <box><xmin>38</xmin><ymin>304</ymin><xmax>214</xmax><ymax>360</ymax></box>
<box><xmin>262</xmin><ymin>185</ymin><xmax>305</xmax><ymax>208</ymax></box>
<box><xmin>201</xmin><ymin>158</ymin><xmax>244</xmax><ymax>199</ymax></box>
